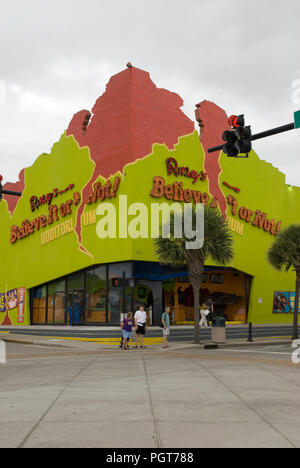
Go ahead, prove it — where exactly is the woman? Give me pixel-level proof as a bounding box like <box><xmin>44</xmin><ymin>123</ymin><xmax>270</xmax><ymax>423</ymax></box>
<box><xmin>121</xmin><ymin>312</ymin><xmax>134</xmax><ymax>350</ymax></box>
<box><xmin>199</xmin><ymin>302</ymin><xmax>209</xmax><ymax>329</ymax></box>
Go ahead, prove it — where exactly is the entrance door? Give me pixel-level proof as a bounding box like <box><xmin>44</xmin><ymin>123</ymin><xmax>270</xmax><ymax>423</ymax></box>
<box><xmin>67</xmin><ymin>290</ymin><xmax>85</xmax><ymax>326</ymax></box>
<box><xmin>53</xmin><ymin>291</ymin><xmax>67</xmax><ymax>325</ymax></box>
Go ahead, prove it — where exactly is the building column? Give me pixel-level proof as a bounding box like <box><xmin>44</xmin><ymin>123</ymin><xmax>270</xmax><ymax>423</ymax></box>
<box><xmin>136</xmin><ymin>280</ymin><xmax>163</xmax><ymax>325</ymax></box>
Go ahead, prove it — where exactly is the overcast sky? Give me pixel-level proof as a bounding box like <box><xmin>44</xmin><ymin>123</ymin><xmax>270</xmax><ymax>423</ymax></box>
<box><xmin>0</xmin><ymin>0</ymin><xmax>299</xmax><ymax>185</ymax></box>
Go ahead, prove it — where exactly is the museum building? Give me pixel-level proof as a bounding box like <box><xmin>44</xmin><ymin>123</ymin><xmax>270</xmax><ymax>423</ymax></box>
<box><xmin>0</xmin><ymin>66</ymin><xmax>299</xmax><ymax>327</ymax></box>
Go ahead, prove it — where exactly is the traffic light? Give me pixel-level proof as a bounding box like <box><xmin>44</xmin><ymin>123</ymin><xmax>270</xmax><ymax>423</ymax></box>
<box><xmin>228</xmin><ymin>114</ymin><xmax>245</xmax><ymax>128</ymax></box>
<box><xmin>222</xmin><ymin>115</ymin><xmax>252</xmax><ymax>157</ymax></box>
<box><xmin>235</xmin><ymin>124</ymin><xmax>252</xmax><ymax>154</ymax></box>
<box><xmin>111</xmin><ymin>278</ymin><xmax>122</xmax><ymax>287</ymax></box>
<box><xmin>111</xmin><ymin>277</ymin><xmax>129</xmax><ymax>287</ymax></box>
<box><xmin>222</xmin><ymin>130</ymin><xmax>239</xmax><ymax>157</ymax></box>
<box><xmin>0</xmin><ymin>175</ymin><xmax>3</xmax><ymax>200</ymax></box>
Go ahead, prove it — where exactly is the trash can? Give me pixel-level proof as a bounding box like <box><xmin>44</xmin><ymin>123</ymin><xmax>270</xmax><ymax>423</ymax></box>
<box><xmin>211</xmin><ymin>316</ymin><xmax>226</xmax><ymax>344</ymax></box>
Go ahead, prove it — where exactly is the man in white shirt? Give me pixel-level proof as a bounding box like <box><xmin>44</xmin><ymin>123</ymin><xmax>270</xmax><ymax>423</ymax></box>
<box><xmin>134</xmin><ymin>305</ymin><xmax>147</xmax><ymax>348</ymax></box>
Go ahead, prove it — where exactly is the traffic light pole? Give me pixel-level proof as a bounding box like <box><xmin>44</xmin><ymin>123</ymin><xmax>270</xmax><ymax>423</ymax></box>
<box><xmin>0</xmin><ymin>175</ymin><xmax>22</xmax><ymax>199</ymax></box>
<box><xmin>2</xmin><ymin>189</ymin><xmax>22</xmax><ymax>197</ymax></box>
<box><xmin>208</xmin><ymin>122</ymin><xmax>295</xmax><ymax>154</ymax></box>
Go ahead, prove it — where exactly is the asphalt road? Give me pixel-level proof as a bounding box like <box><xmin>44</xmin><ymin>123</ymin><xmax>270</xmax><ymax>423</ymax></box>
<box><xmin>3</xmin><ymin>342</ymin><xmax>295</xmax><ymax>362</ymax></box>
<box><xmin>0</xmin><ymin>324</ymin><xmax>298</xmax><ymax>341</ymax></box>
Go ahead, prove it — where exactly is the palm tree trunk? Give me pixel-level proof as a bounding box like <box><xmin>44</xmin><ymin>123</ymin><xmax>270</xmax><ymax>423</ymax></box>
<box><xmin>187</xmin><ymin>254</ymin><xmax>204</xmax><ymax>344</ymax></box>
<box><xmin>193</xmin><ymin>285</ymin><xmax>200</xmax><ymax>344</ymax></box>
<box><xmin>293</xmin><ymin>273</ymin><xmax>300</xmax><ymax>340</ymax></box>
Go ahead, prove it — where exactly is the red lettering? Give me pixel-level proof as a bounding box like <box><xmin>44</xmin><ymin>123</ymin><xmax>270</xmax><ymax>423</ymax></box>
<box><xmin>40</xmin><ymin>216</ymin><xmax>47</xmax><ymax>228</ymax></box>
<box><xmin>48</xmin><ymin>205</ymin><xmax>59</xmax><ymax>224</ymax></box>
<box><xmin>192</xmin><ymin>191</ymin><xmax>202</xmax><ymax>204</ymax></box>
<box><xmin>28</xmin><ymin>222</ymin><xmax>34</xmax><ymax>234</ymax></box>
<box><xmin>164</xmin><ymin>185</ymin><xmax>174</xmax><ymax>200</ymax></box>
<box><xmin>200</xmin><ymin>193</ymin><xmax>210</xmax><ymax>205</ymax></box>
<box><xmin>112</xmin><ymin>177</ymin><xmax>121</xmax><ymax>198</ymax></box>
<box><xmin>173</xmin><ymin>182</ymin><xmax>184</xmax><ymax>202</ymax></box>
<box><xmin>252</xmin><ymin>210</ymin><xmax>266</xmax><ymax>228</ymax></box>
<box><xmin>210</xmin><ymin>197</ymin><xmax>219</xmax><ymax>208</ymax></box>
<box><xmin>227</xmin><ymin>195</ymin><xmax>238</xmax><ymax>215</ymax></box>
<box><xmin>150</xmin><ymin>177</ymin><xmax>165</xmax><ymax>198</ymax></box>
<box><xmin>33</xmin><ymin>218</ymin><xmax>41</xmax><ymax>231</ymax></box>
<box><xmin>105</xmin><ymin>181</ymin><xmax>112</xmax><ymax>199</ymax></box>
<box><xmin>269</xmin><ymin>220</ymin><xmax>276</xmax><ymax>235</ymax></box>
<box><xmin>10</xmin><ymin>226</ymin><xmax>18</xmax><ymax>244</ymax></box>
<box><xmin>60</xmin><ymin>203</ymin><xmax>66</xmax><ymax>217</ymax></box>
<box><xmin>275</xmin><ymin>221</ymin><xmax>282</xmax><ymax>236</ymax></box>
<box><xmin>30</xmin><ymin>196</ymin><xmax>38</xmax><ymax>212</ymax></box>
<box><xmin>46</xmin><ymin>193</ymin><xmax>53</xmax><ymax>206</ymax></box>
<box><xmin>166</xmin><ymin>158</ymin><xmax>178</xmax><ymax>177</ymax></box>
<box><xmin>73</xmin><ymin>192</ymin><xmax>81</xmax><ymax>206</ymax></box>
<box><xmin>245</xmin><ymin>210</ymin><xmax>254</xmax><ymax>223</ymax></box>
<box><xmin>184</xmin><ymin>189</ymin><xmax>192</xmax><ymax>203</ymax></box>
<box><xmin>65</xmin><ymin>200</ymin><xmax>73</xmax><ymax>215</ymax></box>
<box><xmin>239</xmin><ymin>207</ymin><xmax>247</xmax><ymax>220</ymax></box>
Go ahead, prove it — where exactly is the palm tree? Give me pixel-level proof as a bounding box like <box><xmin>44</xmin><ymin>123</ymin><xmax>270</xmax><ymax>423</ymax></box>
<box><xmin>154</xmin><ymin>206</ymin><xmax>234</xmax><ymax>343</ymax></box>
<box><xmin>268</xmin><ymin>225</ymin><xmax>300</xmax><ymax>340</ymax></box>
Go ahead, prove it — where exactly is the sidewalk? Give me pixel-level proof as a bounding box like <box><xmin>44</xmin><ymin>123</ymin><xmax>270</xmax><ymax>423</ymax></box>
<box><xmin>1</xmin><ymin>339</ymin><xmax>299</xmax><ymax>448</ymax></box>
<box><xmin>1</xmin><ymin>332</ymin><xmax>292</xmax><ymax>352</ymax></box>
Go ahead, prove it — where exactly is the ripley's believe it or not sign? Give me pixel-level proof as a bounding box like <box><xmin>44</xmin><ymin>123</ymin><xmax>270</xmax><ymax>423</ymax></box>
<box><xmin>0</xmin><ymin>66</ymin><xmax>299</xmax><ymax>327</ymax></box>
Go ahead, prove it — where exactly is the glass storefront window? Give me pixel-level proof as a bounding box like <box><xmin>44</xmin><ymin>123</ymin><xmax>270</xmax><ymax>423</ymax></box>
<box><xmin>32</xmin><ymin>285</ymin><xmax>47</xmax><ymax>324</ymax></box>
<box><xmin>85</xmin><ymin>267</ymin><xmax>107</xmax><ymax>323</ymax></box>
<box><xmin>48</xmin><ymin>279</ymin><xmax>66</xmax><ymax>324</ymax></box>
<box><xmin>30</xmin><ymin>262</ymin><xmax>133</xmax><ymax>325</ymax></box>
<box><xmin>67</xmin><ymin>271</ymin><xmax>84</xmax><ymax>291</ymax></box>
<box><xmin>108</xmin><ymin>263</ymin><xmax>132</xmax><ymax>323</ymax></box>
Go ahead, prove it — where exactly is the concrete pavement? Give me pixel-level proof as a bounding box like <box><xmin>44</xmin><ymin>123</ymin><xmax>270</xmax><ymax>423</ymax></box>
<box><xmin>1</xmin><ymin>323</ymin><xmax>298</xmax><ymax>344</ymax></box>
<box><xmin>1</xmin><ymin>331</ymin><xmax>293</xmax><ymax>352</ymax></box>
<box><xmin>0</xmin><ymin>342</ymin><xmax>300</xmax><ymax>448</ymax></box>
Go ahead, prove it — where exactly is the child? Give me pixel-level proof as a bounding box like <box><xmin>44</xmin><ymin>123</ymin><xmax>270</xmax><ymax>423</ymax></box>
<box><xmin>119</xmin><ymin>313</ymin><xmax>130</xmax><ymax>349</ymax></box>
<box><xmin>121</xmin><ymin>312</ymin><xmax>134</xmax><ymax>350</ymax></box>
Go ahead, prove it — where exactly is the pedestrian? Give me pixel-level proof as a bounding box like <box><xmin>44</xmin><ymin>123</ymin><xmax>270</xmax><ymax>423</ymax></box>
<box><xmin>206</xmin><ymin>296</ymin><xmax>215</xmax><ymax>325</ymax></box>
<box><xmin>207</xmin><ymin>296</ymin><xmax>214</xmax><ymax>314</ymax></box>
<box><xmin>162</xmin><ymin>306</ymin><xmax>171</xmax><ymax>349</ymax></box>
<box><xmin>134</xmin><ymin>305</ymin><xmax>147</xmax><ymax>348</ymax></box>
<box><xmin>119</xmin><ymin>312</ymin><xmax>131</xmax><ymax>349</ymax></box>
<box><xmin>199</xmin><ymin>302</ymin><xmax>209</xmax><ymax>328</ymax></box>
<box><xmin>121</xmin><ymin>312</ymin><xmax>134</xmax><ymax>350</ymax></box>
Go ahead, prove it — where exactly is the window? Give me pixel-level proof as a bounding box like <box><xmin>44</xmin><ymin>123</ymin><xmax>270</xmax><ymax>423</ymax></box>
<box><xmin>47</xmin><ymin>279</ymin><xmax>66</xmax><ymax>324</ymax></box>
<box><xmin>32</xmin><ymin>286</ymin><xmax>47</xmax><ymax>324</ymax></box>
<box><xmin>30</xmin><ymin>262</ymin><xmax>133</xmax><ymax>325</ymax></box>
<box><xmin>108</xmin><ymin>263</ymin><xmax>132</xmax><ymax>323</ymax></box>
<box><xmin>85</xmin><ymin>267</ymin><xmax>107</xmax><ymax>323</ymax></box>
<box><xmin>67</xmin><ymin>271</ymin><xmax>84</xmax><ymax>291</ymax></box>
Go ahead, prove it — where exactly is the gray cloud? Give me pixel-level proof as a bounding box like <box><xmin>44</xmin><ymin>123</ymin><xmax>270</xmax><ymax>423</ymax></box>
<box><xmin>0</xmin><ymin>0</ymin><xmax>299</xmax><ymax>184</ymax></box>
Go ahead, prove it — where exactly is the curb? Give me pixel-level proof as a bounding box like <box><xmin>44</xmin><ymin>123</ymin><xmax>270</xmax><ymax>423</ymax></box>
<box><xmin>2</xmin><ymin>336</ymin><xmax>163</xmax><ymax>350</ymax></box>
<box><xmin>2</xmin><ymin>337</ymin><xmax>73</xmax><ymax>349</ymax></box>
<box><xmin>3</xmin><ymin>336</ymin><xmax>292</xmax><ymax>351</ymax></box>
<box><xmin>203</xmin><ymin>340</ymin><xmax>292</xmax><ymax>349</ymax></box>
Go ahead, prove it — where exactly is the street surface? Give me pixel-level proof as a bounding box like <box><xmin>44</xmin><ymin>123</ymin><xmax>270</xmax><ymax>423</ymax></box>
<box><xmin>0</xmin><ymin>341</ymin><xmax>300</xmax><ymax>448</ymax></box>
<box><xmin>0</xmin><ymin>324</ymin><xmax>298</xmax><ymax>342</ymax></box>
